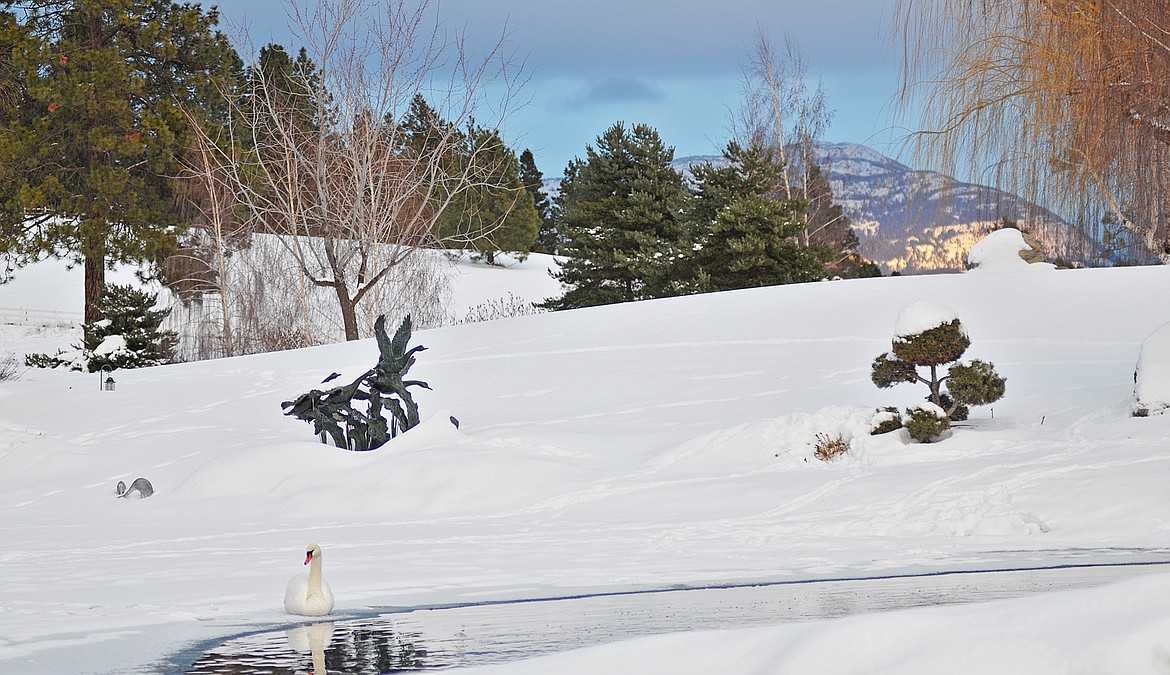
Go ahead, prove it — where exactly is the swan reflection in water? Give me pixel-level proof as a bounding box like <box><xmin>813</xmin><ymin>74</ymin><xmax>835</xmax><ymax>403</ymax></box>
<box><xmin>286</xmin><ymin>622</ymin><xmax>334</xmax><ymax>674</ymax></box>
<box><xmin>187</xmin><ymin>618</ymin><xmax>435</xmax><ymax>673</ymax></box>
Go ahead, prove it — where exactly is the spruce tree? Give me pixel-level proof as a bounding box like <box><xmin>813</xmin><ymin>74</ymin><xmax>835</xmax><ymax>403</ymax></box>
<box><xmin>0</xmin><ymin>0</ymin><xmax>241</xmax><ymax>323</ymax></box>
<box><xmin>26</xmin><ymin>283</ymin><xmax>176</xmax><ymax>371</ymax></box>
<box><xmin>688</xmin><ymin>141</ymin><xmax>825</xmax><ymax>291</ymax></box>
<box><xmin>545</xmin><ymin>122</ymin><xmax>691</xmax><ymax>310</ymax></box>
<box><xmin>83</xmin><ymin>284</ymin><xmax>176</xmax><ymax>370</ymax></box>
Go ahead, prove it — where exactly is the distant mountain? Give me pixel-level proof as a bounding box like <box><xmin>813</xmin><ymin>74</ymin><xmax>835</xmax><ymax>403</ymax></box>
<box><xmin>545</xmin><ymin>142</ymin><xmax>1107</xmax><ymax>275</ymax></box>
<box><xmin>676</xmin><ymin>142</ymin><xmax>1104</xmax><ymax>274</ymax></box>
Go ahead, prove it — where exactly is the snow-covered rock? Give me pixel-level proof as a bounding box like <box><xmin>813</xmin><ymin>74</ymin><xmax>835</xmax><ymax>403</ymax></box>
<box><xmin>1135</xmin><ymin>321</ymin><xmax>1170</xmax><ymax>416</ymax></box>
<box><xmin>967</xmin><ymin>227</ymin><xmax>1057</xmax><ymax>272</ymax></box>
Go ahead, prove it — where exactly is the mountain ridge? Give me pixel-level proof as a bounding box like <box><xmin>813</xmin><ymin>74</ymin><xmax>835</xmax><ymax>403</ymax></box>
<box><xmin>675</xmin><ymin>141</ymin><xmax>1100</xmax><ymax>274</ymax></box>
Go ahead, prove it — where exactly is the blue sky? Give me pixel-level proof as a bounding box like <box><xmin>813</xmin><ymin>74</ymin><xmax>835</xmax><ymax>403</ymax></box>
<box><xmin>204</xmin><ymin>0</ymin><xmax>903</xmax><ymax>178</ymax></box>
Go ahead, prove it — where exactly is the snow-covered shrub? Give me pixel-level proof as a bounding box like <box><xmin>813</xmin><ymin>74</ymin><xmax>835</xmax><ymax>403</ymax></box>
<box><xmin>25</xmin><ymin>284</ymin><xmax>176</xmax><ymax>372</ymax></box>
<box><xmin>903</xmin><ymin>403</ymin><xmax>950</xmax><ymax>443</ymax></box>
<box><xmin>948</xmin><ymin>360</ymin><xmax>1006</xmax><ymax>408</ymax></box>
<box><xmin>1134</xmin><ymin>321</ymin><xmax>1170</xmax><ymax>417</ymax></box>
<box><xmin>870</xmin><ymin>406</ymin><xmax>903</xmax><ymax>435</ymax></box>
<box><xmin>813</xmin><ymin>433</ymin><xmax>850</xmax><ymax>462</ymax></box>
<box><xmin>871</xmin><ymin>301</ymin><xmax>1005</xmax><ymax>423</ymax></box>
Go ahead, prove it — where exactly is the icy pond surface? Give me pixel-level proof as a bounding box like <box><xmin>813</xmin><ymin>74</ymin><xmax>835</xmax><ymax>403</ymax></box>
<box><xmin>179</xmin><ymin>562</ymin><xmax>1169</xmax><ymax>673</ymax></box>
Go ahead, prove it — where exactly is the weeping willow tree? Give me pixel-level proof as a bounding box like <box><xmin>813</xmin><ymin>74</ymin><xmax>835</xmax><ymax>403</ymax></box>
<box><xmin>893</xmin><ymin>0</ymin><xmax>1170</xmax><ymax>263</ymax></box>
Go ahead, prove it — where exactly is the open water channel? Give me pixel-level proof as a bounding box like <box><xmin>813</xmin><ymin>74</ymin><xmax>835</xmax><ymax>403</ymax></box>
<box><xmin>176</xmin><ymin>561</ymin><xmax>1170</xmax><ymax>674</ymax></box>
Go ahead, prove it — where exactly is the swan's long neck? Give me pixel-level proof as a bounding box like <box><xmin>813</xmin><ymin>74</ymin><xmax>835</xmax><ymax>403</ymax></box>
<box><xmin>308</xmin><ymin>552</ymin><xmax>323</xmax><ymax>593</ymax></box>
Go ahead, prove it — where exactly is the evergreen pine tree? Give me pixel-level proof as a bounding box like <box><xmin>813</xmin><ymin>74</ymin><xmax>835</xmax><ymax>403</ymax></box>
<box><xmin>436</xmin><ymin>125</ymin><xmax>541</xmax><ymax>265</ymax></box>
<box><xmin>83</xmin><ymin>284</ymin><xmax>177</xmax><ymax>370</ymax></box>
<box><xmin>0</xmin><ymin>0</ymin><xmax>241</xmax><ymax>323</ymax></box>
<box><xmin>402</xmin><ymin>96</ymin><xmax>539</xmax><ymax>264</ymax></box>
<box><xmin>399</xmin><ymin>93</ymin><xmax>453</xmax><ymax>159</ymax></box>
<box><xmin>246</xmin><ymin>44</ymin><xmax>321</xmax><ymax>139</ymax></box>
<box><xmin>688</xmin><ymin>141</ymin><xmax>825</xmax><ymax>291</ymax></box>
<box><xmin>519</xmin><ymin>149</ymin><xmax>558</xmax><ymax>254</ymax></box>
<box><xmin>544</xmin><ymin>122</ymin><xmax>691</xmax><ymax>310</ymax></box>
<box><xmin>26</xmin><ymin>283</ymin><xmax>176</xmax><ymax>371</ymax></box>
<box><xmin>803</xmin><ymin>163</ymin><xmax>881</xmax><ymax>278</ymax></box>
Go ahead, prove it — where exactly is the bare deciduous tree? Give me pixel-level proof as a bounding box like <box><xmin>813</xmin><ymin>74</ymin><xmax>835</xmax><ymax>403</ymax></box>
<box><xmin>731</xmin><ymin>31</ymin><xmax>846</xmax><ymax>250</ymax></box>
<box><xmin>173</xmin><ymin>117</ymin><xmax>247</xmax><ymax>358</ymax></box>
<box><xmin>893</xmin><ymin>0</ymin><xmax>1170</xmax><ymax>262</ymax></box>
<box><xmin>194</xmin><ymin>0</ymin><xmax>525</xmax><ymax>341</ymax></box>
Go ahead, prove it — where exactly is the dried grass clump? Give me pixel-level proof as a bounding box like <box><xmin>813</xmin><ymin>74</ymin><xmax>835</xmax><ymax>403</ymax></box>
<box><xmin>0</xmin><ymin>354</ymin><xmax>23</xmax><ymax>381</ymax></box>
<box><xmin>814</xmin><ymin>433</ymin><xmax>850</xmax><ymax>462</ymax></box>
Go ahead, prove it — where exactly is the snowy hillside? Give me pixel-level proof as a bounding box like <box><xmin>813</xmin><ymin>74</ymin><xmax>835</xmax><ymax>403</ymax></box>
<box><xmin>1</xmin><ymin>245</ymin><xmax>1170</xmax><ymax>673</ymax></box>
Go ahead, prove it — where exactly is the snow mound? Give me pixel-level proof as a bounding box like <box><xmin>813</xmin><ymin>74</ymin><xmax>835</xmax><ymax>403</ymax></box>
<box><xmin>894</xmin><ymin>301</ymin><xmax>962</xmax><ymax>338</ymax></box>
<box><xmin>1135</xmin><ymin>321</ymin><xmax>1170</xmax><ymax>416</ymax></box>
<box><xmin>967</xmin><ymin>227</ymin><xmax>1057</xmax><ymax>272</ymax></box>
<box><xmin>651</xmin><ymin>406</ymin><xmax>901</xmax><ymax>472</ymax></box>
<box><xmin>92</xmin><ymin>334</ymin><xmax>128</xmax><ymax>357</ymax></box>
<box><xmin>174</xmin><ymin>412</ymin><xmax>586</xmax><ymax>517</ymax></box>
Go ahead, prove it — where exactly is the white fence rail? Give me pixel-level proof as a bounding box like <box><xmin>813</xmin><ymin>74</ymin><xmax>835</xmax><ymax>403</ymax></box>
<box><xmin>0</xmin><ymin>306</ymin><xmax>83</xmax><ymax>327</ymax></box>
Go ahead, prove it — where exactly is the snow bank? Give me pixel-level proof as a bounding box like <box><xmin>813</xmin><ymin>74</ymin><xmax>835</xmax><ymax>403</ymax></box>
<box><xmin>649</xmin><ymin>405</ymin><xmax>893</xmax><ymax>472</ymax></box>
<box><xmin>894</xmin><ymin>300</ymin><xmax>961</xmax><ymax>338</ymax></box>
<box><xmin>1135</xmin><ymin>321</ymin><xmax>1170</xmax><ymax>416</ymax></box>
<box><xmin>967</xmin><ymin>228</ymin><xmax>1057</xmax><ymax>272</ymax></box>
<box><xmin>174</xmin><ymin>412</ymin><xmax>588</xmax><ymax>517</ymax></box>
<box><xmin>450</xmin><ymin>571</ymin><xmax>1170</xmax><ymax>675</ymax></box>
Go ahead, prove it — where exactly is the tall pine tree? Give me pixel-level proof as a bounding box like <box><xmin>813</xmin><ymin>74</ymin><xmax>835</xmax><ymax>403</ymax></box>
<box><xmin>545</xmin><ymin>122</ymin><xmax>690</xmax><ymax>310</ymax></box>
<box><xmin>802</xmin><ymin>162</ymin><xmax>880</xmax><ymax>278</ymax></box>
<box><xmin>519</xmin><ymin>148</ymin><xmax>558</xmax><ymax>254</ymax></box>
<box><xmin>436</xmin><ymin>124</ymin><xmax>541</xmax><ymax>265</ymax></box>
<box><xmin>688</xmin><ymin>141</ymin><xmax>826</xmax><ymax>291</ymax></box>
<box><xmin>403</xmin><ymin>96</ymin><xmax>539</xmax><ymax>265</ymax></box>
<box><xmin>0</xmin><ymin>0</ymin><xmax>240</xmax><ymax>322</ymax></box>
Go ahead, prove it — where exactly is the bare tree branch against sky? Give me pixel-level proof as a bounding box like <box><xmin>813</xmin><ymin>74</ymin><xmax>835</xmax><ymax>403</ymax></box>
<box><xmin>205</xmin><ymin>0</ymin><xmax>900</xmax><ymax>176</ymax></box>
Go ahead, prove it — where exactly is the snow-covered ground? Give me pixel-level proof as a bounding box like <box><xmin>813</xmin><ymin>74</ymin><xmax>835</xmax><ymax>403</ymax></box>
<box><xmin>1</xmin><ymin>239</ymin><xmax>1169</xmax><ymax>673</ymax></box>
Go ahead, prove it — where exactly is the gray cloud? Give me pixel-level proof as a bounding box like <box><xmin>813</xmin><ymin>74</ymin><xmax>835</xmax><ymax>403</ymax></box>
<box><xmin>553</xmin><ymin>77</ymin><xmax>666</xmax><ymax>110</ymax></box>
<box><xmin>434</xmin><ymin>0</ymin><xmax>893</xmax><ymax>78</ymax></box>
<box><xmin>207</xmin><ymin>0</ymin><xmax>902</xmax><ymax>178</ymax></box>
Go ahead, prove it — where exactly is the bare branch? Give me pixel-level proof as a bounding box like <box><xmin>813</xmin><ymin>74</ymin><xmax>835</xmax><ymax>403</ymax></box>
<box><xmin>190</xmin><ymin>0</ymin><xmax>525</xmax><ymax>341</ymax></box>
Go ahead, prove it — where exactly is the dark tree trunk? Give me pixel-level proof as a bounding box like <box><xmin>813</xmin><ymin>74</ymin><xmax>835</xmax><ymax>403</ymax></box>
<box><xmin>334</xmin><ymin>282</ymin><xmax>359</xmax><ymax>341</ymax></box>
<box><xmin>83</xmin><ymin>248</ymin><xmax>105</xmax><ymax>324</ymax></box>
<box><xmin>928</xmin><ymin>364</ymin><xmax>942</xmax><ymax>407</ymax></box>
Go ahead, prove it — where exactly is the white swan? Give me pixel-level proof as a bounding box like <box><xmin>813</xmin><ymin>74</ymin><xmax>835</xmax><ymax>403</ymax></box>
<box><xmin>284</xmin><ymin>543</ymin><xmax>334</xmax><ymax>616</ymax></box>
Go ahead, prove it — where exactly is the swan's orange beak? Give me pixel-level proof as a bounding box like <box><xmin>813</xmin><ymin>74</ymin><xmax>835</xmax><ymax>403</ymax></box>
<box><xmin>304</xmin><ymin>551</ymin><xmax>313</xmax><ymax>565</ymax></box>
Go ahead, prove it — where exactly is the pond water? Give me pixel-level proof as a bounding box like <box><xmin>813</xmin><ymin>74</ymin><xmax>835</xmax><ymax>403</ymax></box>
<box><xmin>183</xmin><ymin>562</ymin><xmax>1169</xmax><ymax>674</ymax></box>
